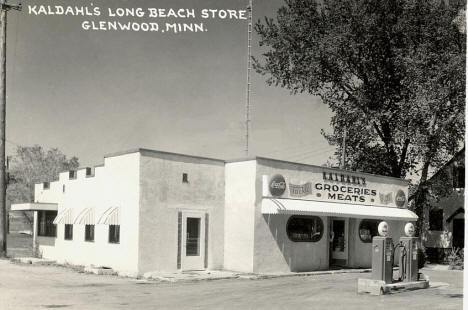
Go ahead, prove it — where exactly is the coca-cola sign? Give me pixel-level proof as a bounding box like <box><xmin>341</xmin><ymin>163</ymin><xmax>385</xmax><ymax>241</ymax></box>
<box><xmin>395</xmin><ymin>189</ymin><xmax>406</xmax><ymax>208</ymax></box>
<box><xmin>269</xmin><ymin>174</ymin><xmax>286</xmax><ymax>197</ymax></box>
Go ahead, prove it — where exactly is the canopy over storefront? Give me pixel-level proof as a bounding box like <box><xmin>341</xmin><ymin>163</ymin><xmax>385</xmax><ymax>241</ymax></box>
<box><xmin>11</xmin><ymin>203</ymin><xmax>58</xmax><ymax>211</ymax></box>
<box><xmin>262</xmin><ymin>198</ymin><xmax>418</xmax><ymax>221</ymax></box>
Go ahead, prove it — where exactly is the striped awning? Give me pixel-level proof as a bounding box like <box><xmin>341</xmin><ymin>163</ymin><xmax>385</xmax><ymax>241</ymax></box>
<box><xmin>53</xmin><ymin>208</ymin><xmax>74</xmax><ymax>224</ymax></box>
<box><xmin>262</xmin><ymin>198</ymin><xmax>418</xmax><ymax>221</ymax></box>
<box><xmin>74</xmin><ymin>208</ymin><xmax>95</xmax><ymax>225</ymax></box>
<box><xmin>97</xmin><ymin>207</ymin><xmax>120</xmax><ymax>225</ymax></box>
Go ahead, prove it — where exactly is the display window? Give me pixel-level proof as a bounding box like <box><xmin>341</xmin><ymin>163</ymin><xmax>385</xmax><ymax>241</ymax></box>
<box><xmin>286</xmin><ymin>216</ymin><xmax>324</xmax><ymax>242</ymax></box>
<box><xmin>358</xmin><ymin>219</ymin><xmax>381</xmax><ymax>243</ymax></box>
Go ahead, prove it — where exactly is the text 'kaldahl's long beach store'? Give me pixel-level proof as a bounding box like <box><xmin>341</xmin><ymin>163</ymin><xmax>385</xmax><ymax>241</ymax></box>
<box><xmin>11</xmin><ymin>149</ymin><xmax>418</xmax><ymax>275</ymax></box>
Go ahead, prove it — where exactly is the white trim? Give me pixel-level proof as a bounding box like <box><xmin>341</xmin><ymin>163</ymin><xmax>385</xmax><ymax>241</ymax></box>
<box><xmin>11</xmin><ymin>203</ymin><xmax>58</xmax><ymax>211</ymax></box>
<box><xmin>262</xmin><ymin>198</ymin><xmax>418</xmax><ymax>221</ymax></box>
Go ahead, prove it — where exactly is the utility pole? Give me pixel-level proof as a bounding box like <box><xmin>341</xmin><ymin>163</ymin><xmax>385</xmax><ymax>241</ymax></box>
<box><xmin>245</xmin><ymin>0</ymin><xmax>253</xmax><ymax>156</ymax></box>
<box><xmin>340</xmin><ymin>127</ymin><xmax>347</xmax><ymax>169</ymax></box>
<box><xmin>0</xmin><ymin>0</ymin><xmax>21</xmax><ymax>258</ymax></box>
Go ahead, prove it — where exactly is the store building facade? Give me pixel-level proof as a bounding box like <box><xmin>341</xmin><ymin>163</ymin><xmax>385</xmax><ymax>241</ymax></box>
<box><xmin>12</xmin><ymin>149</ymin><xmax>417</xmax><ymax>275</ymax></box>
<box><xmin>224</xmin><ymin>157</ymin><xmax>416</xmax><ymax>273</ymax></box>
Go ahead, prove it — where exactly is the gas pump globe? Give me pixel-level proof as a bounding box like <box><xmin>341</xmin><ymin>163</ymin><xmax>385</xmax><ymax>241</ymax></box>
<box><xmin>404</xmin><ymin>222</ymin><xmax>415</xmax><ymax>237</ymax></box>
<box><xmin>378</xmin><ymin>221</ymin><xmax>389</xmax><ymax>237</ymax></box>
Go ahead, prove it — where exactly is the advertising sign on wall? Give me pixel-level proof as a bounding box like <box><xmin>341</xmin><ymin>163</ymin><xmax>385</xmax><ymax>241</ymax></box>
<box><xmin>262</xmin><ymin>169</ymin><xmax>408</xmax><ymax>208</ymax></box>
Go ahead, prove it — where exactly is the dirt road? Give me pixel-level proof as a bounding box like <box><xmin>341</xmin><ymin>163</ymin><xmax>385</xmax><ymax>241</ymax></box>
<box><xmin>0</xmin><ymin>259</ymin><xmax>463</xmax><ymax>310</ymax></box>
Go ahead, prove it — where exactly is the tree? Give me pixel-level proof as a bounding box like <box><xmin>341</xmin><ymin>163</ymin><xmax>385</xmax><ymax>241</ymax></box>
<box><xmin>254</xmin><ymin>0</ymin><xmax>465</xmax><ymax>235</ymax></box>
<box><xmin>7</xmin><ymin>145</ymin><xmax>79</xmax><ymax>229</ymax></box>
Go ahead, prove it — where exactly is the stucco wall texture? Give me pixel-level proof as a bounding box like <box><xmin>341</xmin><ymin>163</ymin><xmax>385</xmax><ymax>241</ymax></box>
<box><xmin>35</xmin><ymin>153</ymin><xmax>140</xmax><ymax>275</ymax></box>
<box><xmin>32</xmin><ymin>150</ymin><xmax>413</xmax><ymax>275</ymax></box>
<box><xmin>138</xmin><ymin>150</ymin><xmax>225</xmax><ymax>273</ymax></box>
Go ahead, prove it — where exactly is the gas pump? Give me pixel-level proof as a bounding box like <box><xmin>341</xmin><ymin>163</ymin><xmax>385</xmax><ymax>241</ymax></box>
<box><xmin>359</xmin><ymin>221</ymin><xmax>429</xmax><ymax>295</ymax></box>
<box><xmin>371</xmin><ymin>221</ymin><xmax>393</xmax><ymax>284</ymax></box>
<box><xmin>398</xmin><ymin>223</ymin><xmax>419</xmax><ymax>282</ymax></box>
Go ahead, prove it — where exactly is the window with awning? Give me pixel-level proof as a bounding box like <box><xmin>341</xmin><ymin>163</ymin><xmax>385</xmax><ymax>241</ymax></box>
<box><xmin>97</xmin><ymin>207</ymin><xmax>120</xmax><ymax>225</ymax></box>
<box><xmin>74</xmin><ymin>208</ymin><xmax>95</xmax><ymax>225</ymax></box>
<box><xmin>53</xmin><ymin>208</ymin><xmax>74</xmax><ymax>225</ymax></box>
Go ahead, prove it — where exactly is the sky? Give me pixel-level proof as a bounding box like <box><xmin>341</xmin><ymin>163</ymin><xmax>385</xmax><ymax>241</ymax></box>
<box><xmin>5</xmin><ymin>0</ymin><xmax>335</xmax><ymax>167</ymax></box>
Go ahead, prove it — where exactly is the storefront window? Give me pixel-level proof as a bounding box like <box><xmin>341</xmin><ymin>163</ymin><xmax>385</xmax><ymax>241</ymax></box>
<box><xmin>358</xmin><ymin>219</ymin><xmax>381</xmax><ymax>243</ymax></box>
<box><xmin>37</xmin><ymin>211</ymin><xmax>57</xmax><ymax>237</ymax></box>
<box><xmin>286</xmin><ymin>216</ymin><xmax>323</xmax><ymax>242</ymax></box>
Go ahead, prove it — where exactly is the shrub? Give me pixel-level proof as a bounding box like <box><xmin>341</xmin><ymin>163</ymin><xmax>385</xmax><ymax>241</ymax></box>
<box><xmin>447</xmin><ymin>247</ymin><xmax>464</xmax><ymax>270</ymax></box>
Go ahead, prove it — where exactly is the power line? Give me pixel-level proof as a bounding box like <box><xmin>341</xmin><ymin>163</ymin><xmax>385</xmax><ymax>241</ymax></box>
<box><xmin>261</xmin><ymin>139</ymin><xmax>334</xmax><ymax>156</ymax></box>
<box><xmin>289</xmin><ymin>148</ymin><xmax>336</xmax><ymax>163</ymax></box>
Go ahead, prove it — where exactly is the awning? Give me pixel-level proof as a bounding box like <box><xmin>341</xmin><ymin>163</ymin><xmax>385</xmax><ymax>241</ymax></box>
<box><xmin>97</xmin><ymin>207</ymin><xmax>120</xmax><ymax>225</ymax></box>
<box><xmin>11</xmin><ymin>203</ymin><xmax>58</xmax><ymax>212</ymax></box>
<box><xmin>262</xmin><ymin>198</ymin><xmax>418</xmax><ymax>221</ymax></box>
<box><xmin>53</xmin><ymin>208</ymin><xmax>74</xmax><ymax>224</ymax></box>
<box><xmin>74</xmin><ymin>208</ymin><xmax>95</xmax><ymax>225</ymax></box>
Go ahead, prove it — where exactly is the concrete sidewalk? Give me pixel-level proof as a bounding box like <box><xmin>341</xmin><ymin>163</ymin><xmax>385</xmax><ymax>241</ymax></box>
<box><xmin>10</xmin><ymin>256</ymin><xmax>373</xmax><ymax>282</ymax></box>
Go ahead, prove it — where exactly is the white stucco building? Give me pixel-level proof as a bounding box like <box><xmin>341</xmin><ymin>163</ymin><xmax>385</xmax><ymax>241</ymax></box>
<box><xmin>11</xmin><ymin>148</ymin><xmax>418</xmax><ymax>275</ymax></box>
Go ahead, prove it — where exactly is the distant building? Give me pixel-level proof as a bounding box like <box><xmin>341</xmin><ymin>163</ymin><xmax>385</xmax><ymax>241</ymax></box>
<box><xmin>11</xmin><ymin>148</ymin><xmax>417</xmax><ymax>276</ymax></box>
<box><xmin>422</xmin><ymin>148</ymin><xmax>465</xmax><ymax>263</ymax></box>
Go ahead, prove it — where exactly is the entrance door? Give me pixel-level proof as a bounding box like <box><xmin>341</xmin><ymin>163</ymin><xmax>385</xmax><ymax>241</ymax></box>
<box><xmin>452</xmin><ymin>218</ymin><xmax>465</xmax><ymax>249</ymax></box>
<box><xmin>330</xmin><ymin>218</ymin><xmax>348</xmax><ymax>265</ymax></box>
<box><xmin>182</xmin><ymin>213</ymin><xmax>205</xmax><ymax>270</ymax></box>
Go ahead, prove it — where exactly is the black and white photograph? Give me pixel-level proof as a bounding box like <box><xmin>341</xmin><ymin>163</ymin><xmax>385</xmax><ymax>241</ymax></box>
<box><xmin>0</xmin><ymin>0</ymin><xmax>465</xmax><ymax>309</ymax></box>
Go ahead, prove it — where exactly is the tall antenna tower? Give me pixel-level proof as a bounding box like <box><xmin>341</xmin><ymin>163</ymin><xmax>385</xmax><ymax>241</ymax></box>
<box><xmin>245</xmin><ymin>0</ymin><xmax>253</xmax><ymax>156</ymax></box>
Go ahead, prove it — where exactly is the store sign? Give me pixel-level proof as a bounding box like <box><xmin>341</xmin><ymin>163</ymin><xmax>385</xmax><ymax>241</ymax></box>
<box><xmin>269</xmin><ymin>174</ymin><xmax>286</xmax><ymax>197</ymax></box>
<box><xmin>395</xmin><ymin>190</ymin><xmax>406</xmax><ymax>208</ymax></box>
<box><xmin>323</xmin><ymin>171</ymin><xmax>366</xmax><ymax>185</ymax></box>
<box><xmin>289</xmin><ymin>182</ymin><xmax>312</xmax><ymax>197</ymax></box>
<box><xmin>263</xmin><ymin>170</ymin><xmax>408</xmax><ymax>208</ymax></box>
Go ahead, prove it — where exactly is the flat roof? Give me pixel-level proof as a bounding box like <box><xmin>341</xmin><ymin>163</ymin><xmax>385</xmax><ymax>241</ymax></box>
<box><xmin>104</xmin><ymin>148</ymin><xmax>225</xmax><ymax>163</ymax></box>
<box><xmin>85</xmin><ymin>147</ymin><xmax>409</xmax><ymax>183</ymax></box>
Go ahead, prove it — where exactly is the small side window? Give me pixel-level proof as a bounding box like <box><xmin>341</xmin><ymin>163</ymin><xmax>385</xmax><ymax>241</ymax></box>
<box><xmin>182</xmin><ymin>173</ymin><xmax>188</xmax><ymax>183</ymax></box>
<box><xmin>429</xmin><ymin>209</ymin><xmax>444</xmax><ymax>231</ymax></box>
<box><xmin>109</xmin><ymin>225</ymin><xmax>120</xmax><ymax>244</ymax></box>
<box><xmin>85</xmin><ymin>225</ymin><xmax>95</xmax><ymax>242</ymax></box>
<box><xmin>64</xmin><ymin>224</ymin><xmax>73</xmax><ymax>240</ymax></box>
